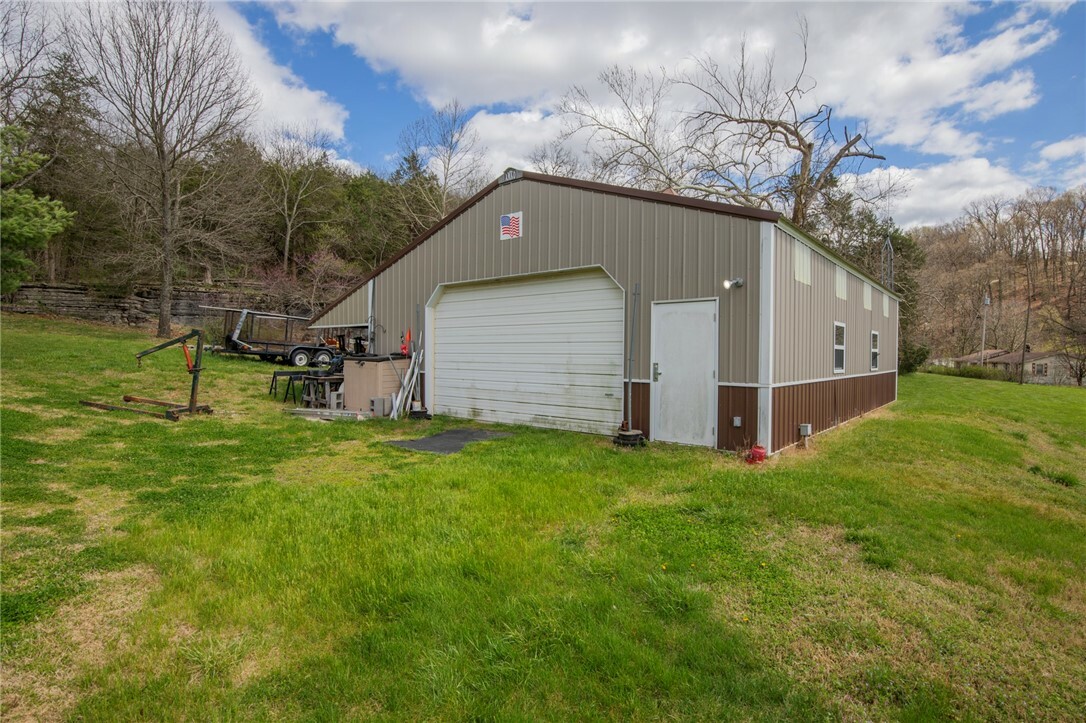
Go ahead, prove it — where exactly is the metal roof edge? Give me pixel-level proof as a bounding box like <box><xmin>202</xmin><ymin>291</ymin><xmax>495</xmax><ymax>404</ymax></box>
<box><xmin>776</xmin><ymin>218</ymin><xmax>902</xmax><ymax>301</ymax></box>
<box><xmin>517</xmin><ymin>170</ymin><xmax>781</xmax><ymax>222</ymax></box>
<box><xmin>308</xmin><ymin>177</ymin><xmax>503</xmax><ymax>327</ymax></box>
<box><xmin>310</xmin><ymin>170</ymin><xmax>784</xmax><ymax>327</ymax></box>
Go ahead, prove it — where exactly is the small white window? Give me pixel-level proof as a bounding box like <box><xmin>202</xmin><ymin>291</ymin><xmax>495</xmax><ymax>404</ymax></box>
<box><xmin>794</xmin><ymin>243</ymin><xmax>811</xmax><ymax>285</ymax></box>
<box><xmin>836</xmin><ymin>267</ymin><xmax>847</xmax><ymax>300</ymax></box>
<box><xmin>883</xmin><ymin>294</ymin><xmax>890</xmax><ymax>318</ymax></box>
<box><xmin>834</xmin><ymin>322</ymin><xmax>846</xmax><ymax>373</ymax></box>
<box><xmin>871</xmin><ymin>331</ymin><xmax>880</xmax><ymax>371</ymax></box>
<box><xmin>863</xmin><ymin>283</ymin><xmax>872</xmax><ymax>310</ymax></box>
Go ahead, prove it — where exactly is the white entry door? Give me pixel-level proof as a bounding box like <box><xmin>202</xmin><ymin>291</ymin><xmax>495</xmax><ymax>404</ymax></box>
<box><xmin>650</xmin><ymin>299</ymin><xmax>718</xmax><ymax>446</ymax></box>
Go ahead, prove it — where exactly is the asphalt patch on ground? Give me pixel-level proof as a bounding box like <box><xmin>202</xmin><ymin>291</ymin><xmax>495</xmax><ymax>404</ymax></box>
<box><xmin>387</xmin><ymin>429</ymin><xmax>510</xmax><ymax>455</ymax></box>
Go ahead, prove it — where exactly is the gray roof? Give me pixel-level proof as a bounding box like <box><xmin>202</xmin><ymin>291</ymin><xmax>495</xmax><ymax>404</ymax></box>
<box><xmin>952</xmin><ymin>349</ymin><xmax>1008</xmax><ymax>364</ymax></box>
<box><xmin>985</xmin><ymin>350</ymin><xmax>1065</xmax><ymax>364</ymax></box>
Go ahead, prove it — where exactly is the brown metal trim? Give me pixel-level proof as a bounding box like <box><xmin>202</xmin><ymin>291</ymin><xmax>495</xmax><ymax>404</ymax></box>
<box><xmin>771</xmin><ymin>371</ymin><xmax>897</xmax><ymax>452</ymax></box>
<box><xmin>624</xmin><ymin>382</ymin><xmax>756</xmax><ymax>450</ymax></box>
<box><xmin>717</xmin><ymin>386</ymin><xmax>758</xmax><ymax>451</ymax></box>
<box><xmin>310</xmin><ymin>170</ymin><xmax>781</xmax><ymax>326</ymax></box>
<box><xmin>624</xmin><ymin>381</ymin><xmax>651</xmax><ymax>440</ymax></box>
<box><xmin>518</xmin><ymin>170</ymin><xmax>781</xmax><ymax>222</ymax></box>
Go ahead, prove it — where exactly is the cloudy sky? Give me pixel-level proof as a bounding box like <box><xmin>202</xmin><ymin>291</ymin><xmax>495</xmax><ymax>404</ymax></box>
<box><xmin>217</xmin><ymin>1</ymin><xmax>1085</xmax><ymax>227</ymax></box>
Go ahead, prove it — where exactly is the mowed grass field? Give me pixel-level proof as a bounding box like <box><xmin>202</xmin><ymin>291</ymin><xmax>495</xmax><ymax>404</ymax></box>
<box><xmin>2</xmin><ymin>313</ymin><xmax>1084</xmax><ymax>721</ymax></box>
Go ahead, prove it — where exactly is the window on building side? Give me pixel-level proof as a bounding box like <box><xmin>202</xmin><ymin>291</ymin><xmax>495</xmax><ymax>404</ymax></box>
<box><xmin>836</xmin><ymin>267</ymin><xmax>847</xmax><ymax>300</ymax></box>
<box><xmin>871</xmin><ymin>331</ymin><xmax>879</xmax><ymax>370</ymax></box>
<box><xmin>834</xmin><ymin>322</ymin><xmax>846</xmax><ymax>373</ymax></box>
<box><xmin>864</xmin><ymin>283</ymin><xmax>872</xmax><ymax>310</ymax></box>
<box><xmin>883</xmin><ymin>294</ymin><xmax>890</xmax><ymax>318</ymax></box>
<box><xmin>794</xmin><ymin>243</ymin><xmax>811</xmax><ymax>285</ymax></box>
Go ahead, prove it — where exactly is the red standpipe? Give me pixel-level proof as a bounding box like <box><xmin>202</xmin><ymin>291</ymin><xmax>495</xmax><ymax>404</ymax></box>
<box><xmin>746</xmin><ymin>445</ymin><xmax>767</xmax><ymax>464</ymax></box>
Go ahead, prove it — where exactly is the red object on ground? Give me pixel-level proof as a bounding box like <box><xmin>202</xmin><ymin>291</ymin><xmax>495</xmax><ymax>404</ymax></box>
<box><xmin>746</xmin><ymin>445</ymin><xmax>767</xmax><ymax>464</ymax></box>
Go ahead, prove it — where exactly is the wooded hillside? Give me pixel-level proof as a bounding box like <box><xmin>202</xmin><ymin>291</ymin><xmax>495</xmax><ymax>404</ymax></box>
<box><xmin>2</xmin><ymin>0</ymin><xmax>1081</xmax><ymax>370</ymax></box>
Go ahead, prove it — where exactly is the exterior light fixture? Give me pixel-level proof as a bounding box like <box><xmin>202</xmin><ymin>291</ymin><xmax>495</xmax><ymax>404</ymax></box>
<box><xmin>722</xmin><ymin>277</ymin><xmax>745</xmax><ymax>290</ymax></box>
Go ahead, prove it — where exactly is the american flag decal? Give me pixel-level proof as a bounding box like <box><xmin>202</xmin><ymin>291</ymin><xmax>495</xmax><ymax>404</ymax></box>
<box><xmin>500</xmin><ymin>212</ymin><xmax>522</xmax><ymax>240</ymax></box>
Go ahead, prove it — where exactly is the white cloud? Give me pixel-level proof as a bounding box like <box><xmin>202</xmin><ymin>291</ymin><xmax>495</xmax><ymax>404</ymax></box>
<box><xmin>960</xmin><ymin>69</ymin><xmax>1040</xmax><ymax>121</ymax></box>
<box><xmin>272</xmin><ymin>2</ymin><xmax>1060</xmax><ymax>156</ymax></box>
<box><xmin>213</xmin><ymin>4</ymin><xmax>348</xmax><ymax>141</ymax></box>
<box><xmin>1027</xmin><ymin>135</ymin><xmax>1086</xmax><ymax>187</ymax></box>
<box><xmin>258</xmin><ymin>1</ymin><xmax>1078</xmax><ymax>224</ymax></box>
<box><xmin>862</xmin><ymin>159</ymin><xmax>1032</xmax><ymax>227</ymax></box>
<box><xmin>466</xmin><ymin>109</ymin><xmax>564</xmax><ymax>178</ymax></box>
<box><xmin>811</xmin><ymin>9</ymin><xmax>1057</xmax><ymax>156</ymax></box>
<box><xmin>1039</xmin><ymin>134</ymin><xmax>1086</xmax><ymax>162</ymax></box>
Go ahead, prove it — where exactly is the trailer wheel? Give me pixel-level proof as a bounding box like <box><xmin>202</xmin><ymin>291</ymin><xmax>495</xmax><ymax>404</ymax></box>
<box><xmin>313</xmin><ymin>349</ymin><xmax>334</xmax><ymax>365</ymax></box>
<box><xmin>289</xmin><ymin>348</ymin><xmax>311</xmax><ymax>367</ymax></box>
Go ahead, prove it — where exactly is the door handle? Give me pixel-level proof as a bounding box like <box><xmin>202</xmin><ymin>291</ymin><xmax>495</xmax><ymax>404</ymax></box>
<box><xmin>653</xmin><ymin>362</ymin><xmax>662</xmax><ymax>381</ymax></box>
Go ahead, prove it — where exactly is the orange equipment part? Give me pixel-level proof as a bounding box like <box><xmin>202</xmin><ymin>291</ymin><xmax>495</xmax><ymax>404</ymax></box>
<box><xmin>181</xmin><ymin>344</ymin><xmax>194</xmax><ymax>372</ymax></box>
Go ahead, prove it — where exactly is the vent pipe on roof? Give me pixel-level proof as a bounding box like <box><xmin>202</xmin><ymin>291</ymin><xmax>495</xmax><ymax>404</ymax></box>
<box><xmin>882</xmin><ymin>234</ymin><xmax>895</xmax><ymax>290</ymax></box>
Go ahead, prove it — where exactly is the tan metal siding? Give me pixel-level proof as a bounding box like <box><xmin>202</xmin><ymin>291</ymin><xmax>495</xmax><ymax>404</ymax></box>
<box><xmin>310</xmin><ymin>285</ymin><xmax>368</xmax><ymax>328</ymax></box>
<box><xmin>773</xmin><ymin>226</ymin><xmax>899</xmax><ymax>384</ymax></box>
<box><xmin>371</xmin><ymin>179</ymin><xmax>762</xmax><ymax>384</ymax></box>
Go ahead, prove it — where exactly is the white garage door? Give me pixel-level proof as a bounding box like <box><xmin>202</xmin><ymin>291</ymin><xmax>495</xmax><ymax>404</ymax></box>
<box><xmin>429</xmin><ymin>268</ymin><xmax>624</xmax><ymax>434</ymax></box>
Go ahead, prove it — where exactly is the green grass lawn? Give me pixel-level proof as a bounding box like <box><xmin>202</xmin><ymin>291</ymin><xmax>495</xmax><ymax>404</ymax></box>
<box><xmin>2</xmin><ymin>312</ymin><xmax>1084</xmax><ymax>720</ymax></box>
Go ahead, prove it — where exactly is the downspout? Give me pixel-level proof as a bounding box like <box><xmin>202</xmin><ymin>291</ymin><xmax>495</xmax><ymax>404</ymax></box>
<box><xmin>367</xmin><ymin>279</ymin><xmax>376</xmax><ymax>352</ymax></box>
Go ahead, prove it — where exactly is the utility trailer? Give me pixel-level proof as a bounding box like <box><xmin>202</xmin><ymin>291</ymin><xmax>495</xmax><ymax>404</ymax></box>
<box><xmin>200</xmin><ymin>306</ymin><xmax>340</xmax><ymax>366</ymax></box>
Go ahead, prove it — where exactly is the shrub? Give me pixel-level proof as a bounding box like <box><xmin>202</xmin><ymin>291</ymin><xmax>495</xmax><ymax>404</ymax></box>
<box><xmin>921</xmin><ymin>364</ymin><xmax>1012</xmax><ymax>381</ymax></box>
<box><xmin>899</xmin><ymin>340</ymin><xmax>930</xmax><ymax>374</ymax></box>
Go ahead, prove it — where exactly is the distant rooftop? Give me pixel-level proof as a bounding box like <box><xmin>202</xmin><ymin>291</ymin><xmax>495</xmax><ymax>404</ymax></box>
<box><xmin>952</xmin><ymin>349</ymin><xmax>1008</xmax><ymax>364</ymax></box>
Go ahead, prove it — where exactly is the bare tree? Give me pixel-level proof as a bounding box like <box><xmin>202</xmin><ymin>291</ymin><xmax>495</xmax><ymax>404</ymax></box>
<box><xmin>262</xmin><ymin>123</ymin><xmax>340</xmax><ymax>273</ymax></box>
<box><xmin>182</xmin><ymin>136</ymin><xmax>273</xmax><ymax>284</ymax></box>
<box><xmin>683</xmin><ymin>31</ymin><xmax>887</xmax><ymax>228</ymax></box>
<box><xmin>914</xmin><ymin>186</ymin><xmax>1085</xmax><ymax>368</ymax></box>
<box><xmin>397</xmin><ymin>101</ymin><xmax>489</xmax><ymax>231</ymax></box>
<box><xmin>1</xmin><ymin>0</ymin><xmax>55</xmax><ymax>125</ymax></box>
<box><xmin>558</xmin><ymin>22</ymin><xmax>891</xmax><ymax>230</ymax></box>
<box><xmin>559</xmin><ymin>65</ymin><xmax>689</xmax><ymax>190</ymax></box>
<box><xmin>1046</xmin><ymin>303</ymin><xmax>1086</xmax><ymax>386</ymax></box>
<box><xmin>528</xmin><ymin>139</ymin><xmax>587</xmax><ymax>178</ymax></box>
<box><xmin>68</xmin><ymin>0</ymin><xmax>258</xmax><ymax>336</ymax></box>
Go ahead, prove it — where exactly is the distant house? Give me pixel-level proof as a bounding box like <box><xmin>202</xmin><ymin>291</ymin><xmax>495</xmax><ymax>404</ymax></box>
<box><xmin>984</xmin><ymin>350</ymin><xmax>1077</xmax><ymax>386</ymax></box>
<box><xmin>950</xmin><ymin>349</ymin><xmax>1008</xmax><ymax>368</ymax></box>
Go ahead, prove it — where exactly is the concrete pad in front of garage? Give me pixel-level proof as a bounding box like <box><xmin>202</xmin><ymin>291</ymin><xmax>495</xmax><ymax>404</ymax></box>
<box><xmin>387</xmin><ymin>429</ymin><xmax>510</xmax><ymax>455</ymax></box>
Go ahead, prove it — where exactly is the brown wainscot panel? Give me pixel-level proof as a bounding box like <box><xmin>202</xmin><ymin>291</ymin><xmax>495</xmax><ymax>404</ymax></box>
<box><xmin>772</xmin><ymin>372</ymin><xmax>896</xmax><ymax>452</ymax></box>
<box><xmin>718</xmin><ymin>386</ymin><xmax>758</xmax><ymax>451</ymax></box>
<box><xmin>623</xmin><ymin>382</ymin><xmax>651</xmax><ymax>440</ymax></box>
